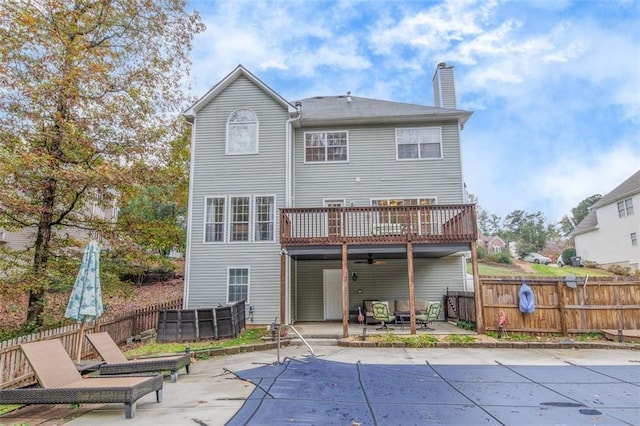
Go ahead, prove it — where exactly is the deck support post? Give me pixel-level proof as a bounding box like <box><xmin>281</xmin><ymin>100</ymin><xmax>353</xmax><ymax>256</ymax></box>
<box><xmin>471</xmin><ymin>241</ymin><xmax>484</xmax><ymax>333</ymax></box>
<box><xmin>407</xmin><ymin>241</ymin><xmax>417</xmax><ymax>334</ymax></box>
<box><xmin>341</xmin><ymin>243</ymin><xmax>349</xmax><ymax>338</ymax></box>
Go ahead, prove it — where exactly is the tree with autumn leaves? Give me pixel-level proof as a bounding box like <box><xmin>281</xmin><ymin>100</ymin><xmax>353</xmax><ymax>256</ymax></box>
<box><xmin>0</xmin><ymin>0</ymin><xmax>203</xmax><ymax>328</ymax></box>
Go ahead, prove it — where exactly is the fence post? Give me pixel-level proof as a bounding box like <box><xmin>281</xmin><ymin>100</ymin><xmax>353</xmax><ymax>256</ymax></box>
<box><xmin>556</xmin><ymin>280</ymin><xmax>568</xmax><ymax>335</ymax></box>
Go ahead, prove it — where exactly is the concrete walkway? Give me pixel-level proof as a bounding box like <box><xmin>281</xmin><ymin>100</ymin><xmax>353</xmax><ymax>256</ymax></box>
<box><xmin>6</xmin><ymin>345</ymin><xmax>632</xmax><ymax>425</ymax></box>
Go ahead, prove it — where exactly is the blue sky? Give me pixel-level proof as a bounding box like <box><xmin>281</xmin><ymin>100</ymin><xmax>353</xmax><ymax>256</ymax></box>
<box><xmin>187</xmin><ymin>0</ymin><xmax>640</xmax><ymax>224</ymax></box>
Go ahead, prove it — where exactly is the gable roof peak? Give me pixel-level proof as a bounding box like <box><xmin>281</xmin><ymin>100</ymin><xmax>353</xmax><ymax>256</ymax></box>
<box><xmin>183</xmin><ymin>65</ymin><xmax>296</xmax><ymax>121</ymax></box>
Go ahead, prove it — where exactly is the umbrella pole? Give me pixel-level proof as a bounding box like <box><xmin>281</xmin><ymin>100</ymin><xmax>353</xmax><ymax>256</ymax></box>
<box><xmin>77</xmin><ymin>321</ymin><xmax>86</xmax><ymax>363</ymax></box>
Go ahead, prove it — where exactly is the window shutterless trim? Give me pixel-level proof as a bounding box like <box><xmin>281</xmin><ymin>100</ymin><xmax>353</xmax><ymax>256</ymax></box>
<box><xmin>254</xmin><ymin>194</ymin><xmax>277</xmax><ymax>243</ymax></box>
<box><xmin>395</xmin><ymin>126</ymin><xmax>443</xmax><ymax>161</ymax></box>
<box><xmin>226</xmin><ymin>108</ymin><xmax>259</xmax><ymax>155</ymax></box>
<box><xmin>203</xmin><ymin>196</ymin><xmax>226</xmax><ymax>244</ymax></box>
<box><xmin>226</xmin><ymin>266</ymin><xmax>250</xmax><ymax>304</ymax></box>
<box><xmin>303</xmin><ymin>130</ymin><xmax>349</xmax><ymax>163</ymax></box>
<box><xmin>228</xmin><ymin>195</ymin><xmax>252</xmax><ymax>243</ymax></box>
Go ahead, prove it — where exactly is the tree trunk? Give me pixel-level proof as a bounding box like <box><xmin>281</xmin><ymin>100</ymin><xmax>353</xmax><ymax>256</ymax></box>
<box><xmin>25</xmin><ymin>178</ymin><xmax>57</xmax><ymax>327</ymax></box>
<box><xmin>26</xmin><ymin>92</ymin><xmax>64</xmax><ymax>326</ymax></box>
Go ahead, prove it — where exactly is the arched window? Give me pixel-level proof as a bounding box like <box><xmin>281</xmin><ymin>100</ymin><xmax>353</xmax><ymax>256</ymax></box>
<box><xmin>227</xmin><ymin>109</ymin><xmax>258</xmax><ymax>154</ymax></box>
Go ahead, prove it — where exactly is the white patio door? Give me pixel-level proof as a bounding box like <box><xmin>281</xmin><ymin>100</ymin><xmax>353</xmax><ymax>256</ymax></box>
<box><xmin>323</xmin><ymin>269</ymin><xmax>343</xmax><ymax>320</ymax></box>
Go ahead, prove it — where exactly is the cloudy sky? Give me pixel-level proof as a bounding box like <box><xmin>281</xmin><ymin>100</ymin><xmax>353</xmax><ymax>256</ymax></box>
<box><xmin>187</xmin><ymin>0</ymin><xmax>640</xmax><ymax>224</ymax></box>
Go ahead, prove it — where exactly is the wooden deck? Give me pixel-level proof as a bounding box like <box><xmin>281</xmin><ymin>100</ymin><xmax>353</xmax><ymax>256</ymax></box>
<box><xmin>280</xmin><ymin>204</ymin><xmax>477</xmax><ymax>246</ymax></box>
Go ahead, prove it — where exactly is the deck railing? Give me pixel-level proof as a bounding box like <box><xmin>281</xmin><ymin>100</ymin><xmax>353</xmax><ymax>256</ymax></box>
<box><xmin>280</xmin><ymin>204</ymin><xmax>477</xmax><ymax>245</ymax></box>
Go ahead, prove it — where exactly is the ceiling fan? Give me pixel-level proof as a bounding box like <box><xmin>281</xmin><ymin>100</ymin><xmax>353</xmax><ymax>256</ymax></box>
<box><xmin>353</xmin><ymin>254</ymin><xmax>386</xmax><ymax>265</ymax></box>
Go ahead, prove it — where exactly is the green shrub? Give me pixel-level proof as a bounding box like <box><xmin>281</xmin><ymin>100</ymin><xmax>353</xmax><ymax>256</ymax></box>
<box><xmin>446</xmin><ymin>334</ymin><xmax>476</xmax><ymax>344</ymax></box>
<box><xmin>405</xmin><ymin>334</ymin><xmax>438</xmax><ymax>348</ymax></box>
<box><xmin>456</xmin><ymin>320</ymin><xmax>476</xmax><ymax>331</ymax></box>
<box><xmin>476</xmin><ymin>245</ymin><xmax>486</xmax><ymax>260</ymax></box>
<box><xmin>561</xmin><ymin>248</ymin><xmax>576</xmax><ymax>266</ymax></box>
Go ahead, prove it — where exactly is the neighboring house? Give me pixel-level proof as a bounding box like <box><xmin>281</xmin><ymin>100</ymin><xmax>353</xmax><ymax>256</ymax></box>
<box><xmin>0</xmin><ymin>196</ymin><xmax>118</xmax><ymax>252</ymax></box>
<box><xmin>572</xmin><ymin>169</ymin><xmax>640</xmax><ymax>272</ymax></box>
<box><xmin>477</xmin><ymin>230</ymin><xmax>506</xmax><ymax>254</ymax></box>
<box><xmin>182</xmin><ymin>63</ymin><xmax>478</xmax><ymax>334</ymax></box>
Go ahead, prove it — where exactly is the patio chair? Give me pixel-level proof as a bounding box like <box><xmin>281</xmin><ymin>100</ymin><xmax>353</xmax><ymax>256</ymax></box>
<box><xmin>86</xmin><ymin>332</ymin><xmax>191</xmax><ymax>383</ymax></box>
<box><xmin>416</xmin><ymin>301</ymin><xmax>441</xmax><ymax>330</ymax></box>
<box><xmin>0</xmin><ymin>339</ymin><xmax>163</xmax><ymax>419</ymax></box>
<box><xmin>371</xmin><ymin>301</ymin><xmax>395</xmax><ymax>330</ymax></box>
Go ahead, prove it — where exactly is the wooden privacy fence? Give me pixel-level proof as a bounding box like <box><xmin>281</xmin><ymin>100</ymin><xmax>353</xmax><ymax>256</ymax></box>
<box><xmin>480</xmin><ymin>277</ymin><xmax>640</xmax><ymax>334</ymax></box>
<box><xmin>0</xmin><ymin>297</ymin><xmax>182</xmax><ymax>390</ymax></box>
<box><xmin>444</xmin><ymin>289</ymin><xmax>476</xmax><ymax>323</ymax></box>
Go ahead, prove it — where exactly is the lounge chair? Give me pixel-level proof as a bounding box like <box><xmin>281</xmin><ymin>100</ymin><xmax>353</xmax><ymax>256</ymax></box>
<box><xmin>371</xmin><ymin>301</ymin><xmax>395</xmax><ymax>330</ymax></box>
<box><xmin>0</xmin><ymin>339</ymin><xmax>163</xmax><ymax>419</ymax></box>
<box><xmin>416</xmin><ymin>301</ymin><xmax>441</xmax><ymax>330</ymax></box>
<box><xmin>86</xmin><ymin>332</ymin><xmax>191</xmax><ymax>382</ymax></box>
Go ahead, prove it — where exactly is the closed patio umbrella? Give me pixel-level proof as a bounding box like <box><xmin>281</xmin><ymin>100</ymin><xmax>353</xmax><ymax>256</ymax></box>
<box><xmin>65</xmin><ymin>240</ymin><xmax>103</xmax><ymax>362</ymax></box>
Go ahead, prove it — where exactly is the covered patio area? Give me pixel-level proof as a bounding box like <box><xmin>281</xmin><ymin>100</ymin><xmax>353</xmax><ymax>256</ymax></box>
<box><xmin>284</xmin><ymin>320</ymin><xmax>477</xmax><ymax>340</ymax></box>
<box><xmin>279</xmin><ymin>204</ymin><xmax>483</xmax><ymax>337</ymax></box>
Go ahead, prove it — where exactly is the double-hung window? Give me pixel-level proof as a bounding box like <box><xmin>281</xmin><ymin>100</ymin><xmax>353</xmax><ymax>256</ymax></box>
<box><xmin>230</xmin><ymin>196</ymin><xmax>251</xmax><ymax>242</ymax></box>
<box><xmin>204</xmin><ymin>197</ymin><xmax>225</xmax><ymax>243</ymax></box>
<box><xmin>228</xmin><ymin>267</ymin><xmax>249</xmax><ymax>303</ymax></box>
<box><xmin>396</xmin><ymin>127</ymin><xmax>442</xmax><ymax>160</ymax></box>
<box><xmin>304</xmin><ymin>131</ymin><xmax>348</xmax><ymax>162</ymax></box>
<box><xmin>617</xmin><ymin>198</ymin><xmax>634</xmax><ymax>218</ymax></box>
<box><xmin>254</xmin><ymin>196</ymin><xmax>275</xmax><ymax>242</ymax></box>
<box><xmin>631</xmin><ymin>232</ymin><xmax>638</xmax><ymax>247</ymax></box>
<box><xmin>227</xmin><ymin>109</ymin><xmax>258</xmax><ymax>155</ymax></box>
<box><xmin>204</xmin><ymin>195</ymin><xmax>276</xmax><ymax>243</ymax></box>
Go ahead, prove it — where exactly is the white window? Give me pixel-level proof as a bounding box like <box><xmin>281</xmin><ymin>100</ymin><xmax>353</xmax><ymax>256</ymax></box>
<box><xmin>304</xmin><ymin>131</ymin><xmax>348</xmax><ymax>162</ymax></box>
<box><xmin>254</xmin><ymin>196</ymin><xmax>275</xmax><ymax>242</ymax></box>
<box><xmin>228</xmin><ymin>267</ymin><xmax>249</xmax><ymax>303</ymax></box>
<box><xmin>227</xmin><ymin>109</ymin><xmax>258</xmax><ymax>155</ymax></box>
<box><xmin>230</xmin><ymin>196</ymin><xmax>251</xmax><ymax>242</ymax></box>
<box><xmin>632</xmin><ymin>232</ymin><xmax>638</xmax><ymax>247</ymax></box>
<box><xmin>204</xmin><ymin>197</ymin><xmax>225</xmax><ymax>243</ymax></box>
<box><xmin>617</xmin><ymin>198</ymin><xmax>634</xmax><ymax>218</ymax></box>
<box><xmin>396</xmin><ymin>127</ymin><xmax>442</xmax><ymax>160</ymax></box>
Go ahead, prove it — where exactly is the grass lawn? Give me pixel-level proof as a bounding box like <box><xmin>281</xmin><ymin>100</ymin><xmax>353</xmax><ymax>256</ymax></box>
<box><xmin>468</xmin><ymin>262</ymin><xmax>614</xmax><ymax>277</ymax></box>
<box><xmin>528</xmin><ymin>264</ymin><xmax>613</xmax><ymax>277</ymax></box>
<box><xmin>124</xmin><ymin>328</ymin><xmax>269</xmax><ymax>358</ymax></box>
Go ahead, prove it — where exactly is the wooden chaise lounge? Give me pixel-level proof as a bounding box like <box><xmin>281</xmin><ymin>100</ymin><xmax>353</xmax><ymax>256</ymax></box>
<box><xmin>0</xmin><ymin>339</ymin><xmax>163</xmax><ymax>419</ymax></box>
<box><xmin>86</xmin><ymin>332</ymin><xmax>191</xmax><ymax>382</ymax></box>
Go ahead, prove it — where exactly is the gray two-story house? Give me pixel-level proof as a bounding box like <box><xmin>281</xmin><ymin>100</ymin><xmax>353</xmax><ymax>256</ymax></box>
<box><xmin>183</xmin><ymin>63</ymin><xmax>480</xmax><ymax>336</ymax></box>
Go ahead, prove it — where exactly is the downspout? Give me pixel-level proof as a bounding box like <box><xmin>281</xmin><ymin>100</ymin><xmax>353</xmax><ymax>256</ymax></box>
<box><xmin>283</xmin><ymin>107</ymin><xmax>301</xmax><ymax>325</ymax></box>
<box><xmin>285</xmin><ymin>104</ymin><xmax>300</xmax><ymax>207</ymax></box>
<box><xmin>183</xmin><ymin>116</ymin><xmax>197</xmax><ymax>309</ymax></box>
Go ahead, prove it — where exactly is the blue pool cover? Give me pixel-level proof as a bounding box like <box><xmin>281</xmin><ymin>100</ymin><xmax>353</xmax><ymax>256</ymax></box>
<box><xmin>226</xmin><ymin>357</ymin><xmax>640</xmax><ymax>425</ymax></box>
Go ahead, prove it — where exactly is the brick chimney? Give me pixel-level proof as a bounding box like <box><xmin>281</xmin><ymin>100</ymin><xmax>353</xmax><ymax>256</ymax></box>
<box><xmin>432</xmin><ymin>62</ymin><xmax>457</xmax><ymax>109</ymax></box>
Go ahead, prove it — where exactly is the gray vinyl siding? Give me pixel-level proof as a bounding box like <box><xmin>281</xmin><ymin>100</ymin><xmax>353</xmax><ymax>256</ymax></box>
<box><xmin>185</xmin><ymin>76</ymin><xmax>288</xmax><ymax>324</ymax></box>
<box><xmin>294</xmin><ymin>257</ymin><xmax>465</xmax><ymax>321</ymax></box>
<box><xmin>293</xmin><ymin>123</ymin><xmax>463</xmax><ymax>207</ymax></box>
